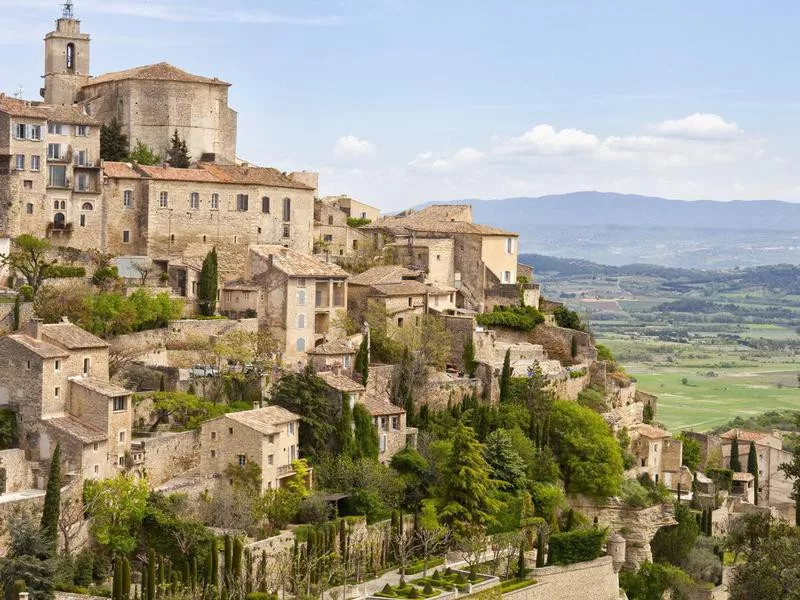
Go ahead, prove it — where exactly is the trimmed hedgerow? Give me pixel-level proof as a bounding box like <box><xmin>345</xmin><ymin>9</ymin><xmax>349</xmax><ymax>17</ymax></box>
<box><xmin>547</xmin><ymin>528</ymin><xmax>607</xmax><ymax>566</ymax></box>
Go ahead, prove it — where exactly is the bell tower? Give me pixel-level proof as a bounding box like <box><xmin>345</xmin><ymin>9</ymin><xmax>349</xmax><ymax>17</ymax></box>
<box><xmin>42</xmin><ymin>1</ymin><xmax>91</xmax><ymax>106</ymax></box>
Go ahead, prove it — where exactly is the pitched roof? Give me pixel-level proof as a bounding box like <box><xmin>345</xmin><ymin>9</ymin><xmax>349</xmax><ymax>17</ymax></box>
<box><xmin>136</xmin><ymin>165</ymin><xmax>219</xmax><ymax>183</ymax></box>
<box><xmin>319</xmin><ymin>371</ymin><xmax>365</xmax><ymax>393</ymax></box>
<box><xmin>250</xmin><ymin>246</ymin><xmax>348</xmax><ymax>278</ymax></box>
<box><xmin>359</xmin><ymin>395</ymin><xmax>405</xmax><ymax>417</ymax></box>
<box><xmin>46</xmin><ymin>416</ymin><xmax>107</xmax><ymax>443</ymax></box>
<box><xmin>199</xmin><ymin>163</ymin><xmax>313</xmax><ymax>190</ymax></box>
<box><xmin>6</xmin><ymin>334</ymin><xmax>69</xmax><ymax>359</ymax></box>
<box><xmin>41</xmin><ymin>323</ymin><xmax>108</xmax><ymax>350</ymax></box>
<box><xmin>70</xmin><ymin>377</ymin><xmax>131</xmax><ymax>397</ymax></box>
<box><xmin>634</xmin><ymin>424</ymin><xmax>672</xmax><ymax>439</ymax></box>
<box><xmin>225</xmin><ymin>406</ymin><xmax>300</xmax><ymax>434</ymax></box>
<box><xmin>84</xmin><ymin>62</ymin><xmax>230</xmax><ymax>87</ymax></box>
<box><xmin>378</xmin><ymin>204</ymin><xmax>517</xmax><ymax>237</ymax></box>
<box><xmin>307</xmin><ymin>340</ymin><xmax>356</xmax><ymax>356</ymax></box>
<box><xmin>347</xmin><ymin>265</ymin><xmax>422</xmax><ymax>286</ymax></box>
<box><xmin>0</xmin><ymin>94</ymin><xmax>97</xmax><ymax>125</ymax></box>
<box><xmin>720</xmin><ymin>429</ymin><xmax>773</xmax><ymax>442</ymax></box>
<box><xmin>732</xmin><ymin>472</ymin><xmax>755</xmax><ymax>482</ymax></box>
<box><xmin>368</xmin><ymin>281</ymin><xmax>450</xmax><ymax>297</ymax></box>
<box><xmin>103</xmin><ymin>162</ymin><xmax>141</xmax><ymax>179</ymax></box>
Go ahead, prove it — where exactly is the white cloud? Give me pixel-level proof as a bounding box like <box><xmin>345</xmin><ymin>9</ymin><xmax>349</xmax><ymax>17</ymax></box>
<box><xmin>651</xmin><ymin>113</ymin><xmax>742</xmax><ymax>140</ymax></box>
<box><xmin>333</xmin><ymin>135</ymin><xmax>377</xmax><ymax>160</ymax></box>
<box><xmin>494</xmin><ymin>125</ymin><xmax>600</xmax><ymax>156</ymax></box>
<box><xmin>408</xmin><ymin>147</ymin><xmax>484</xmax><ymax>172</ymax></box>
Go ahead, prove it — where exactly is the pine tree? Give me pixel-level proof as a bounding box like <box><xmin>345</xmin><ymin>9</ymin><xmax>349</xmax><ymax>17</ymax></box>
<box><xmin>747</xmin><ymin>441</ymin><xmax>759</xmax><ymax>505</ymax></box>
<box><xmin>197</xmin><ymin>247</ymin><xmax>218</xmax><ymax>316</ymax></box>
<box><xmin>166</xmin><ymin>129</ymin><xmax>191</xmax><ymax>168</ymax></box>
<box><xmin>462</xmin><ymin>338</ymin><xmax>477</xmax><ymax>377</ymax></box>
<box><xmin>499</xmin><ymin>349</ymin><xmax>512</xmax><ymax>403</ymax></box>
<box><xmin>730</xmin><ymin>436</ymin><xmax>742</xmax><ymax>472</ymax></box>
<box><xmin>338</xmin><ymin>394</ymin><xmax>355</xmax><ymax>457</ymax></box>
<box><xmin>101</xmin><ymin>119</ymin><xmax>129</xmax><ymax>161</ymax></box>
<box><xmin>355</xmin><ymin>335</ymin><xmax>369</xmax><ymax>385</ymax></box>
<box><xmin>40</xmin><ymin>444</ymin><xmax>61</xmax><ymax>553</ymax></box>
<box><xmin>483</xmin><ymin>429</ymin><xmax>527</xmax><ymax>490</ymax></box>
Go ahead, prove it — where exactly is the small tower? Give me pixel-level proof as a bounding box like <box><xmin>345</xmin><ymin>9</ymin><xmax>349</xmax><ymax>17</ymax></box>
<box><xmin>42</xmin><ymin>1</ymin><xmax>90</xmax><ymax>105</ymax></box>
<box><xmin>607</xmin><ymin>532</ymin><xmax>627</xmax><ymax>573</ymax></box>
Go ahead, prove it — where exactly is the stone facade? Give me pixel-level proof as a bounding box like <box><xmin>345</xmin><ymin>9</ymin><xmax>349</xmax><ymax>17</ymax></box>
<box><xmin>131</xmin><ymin>430</ymin><xmax>200</xmax><ymax>487</ymax></box>
<box><xmin>313</xmin><ymin>200</ymin><xmax>371</xmax><ymax>257</ymax></box>
<box><xmin>514</xmin><ymin>556</ymin><xmax>620</xmax><ymax>600</ymax></box>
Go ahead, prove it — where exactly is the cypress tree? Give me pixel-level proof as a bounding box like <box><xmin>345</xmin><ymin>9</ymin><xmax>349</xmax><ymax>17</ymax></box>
<box><xmin>700</xmin><ymin>510</ymin><xmax>707</xmax><ymax>536</ymax></box>
<box><xmin>224</xmin><ymin>534</ymin><xmax>233</xmax><ymax>589</ymax></box>
<box><xmin>339</xmin><ymin>394</ymin><xmax>355</xmax><ymax>457</ymax></box>
<box><xmin>190</xmin><ymin>556</ymin><xmax>198</xmax><ymax>591</ymax></box>
<box><xmin>462</xmin><ymin>338</ymin><xmax>477</xmax><ymax>377</ymax></box>
<box><xmin>147</xmin><ymin>549</ymin><xmax>156</xmax><ymax>600</ymax></box>
<box><xmin>499</xmin><ymin>349</ymin><xmax>512</xmax><ymax>403</ymax></box>
<box><xmin>747</xmin><ymin>441</ymin><xmax>759</xmax><ymax>505</ymax></box>
<box><xmin>535</xmin><ymin>531</ymin><xmax>545</xmax><ymax>568</ymax></box>
<box><xmin>40</xmin><ymin>444</ymin><xmax>61</xmax><ymax>553</ymax></box>
<box><xmin>516</xmin><ymin>540</ymin><xmax>526</xmax><ymax>578</ymax></box>
<box><xmin>141</xmin><ymin>568</ymin><xmax>148</xmax><ymax>600</ymax></box>
<box><xmin>570</xmin><ymin>335</ymin><xmax>578</xmax><ymax>359</ymax></box>
<box><xmin>113</xmin><ymin>556</ymin><xmax>122</xmax><ymax>600</ymax></box>
<box><xmin>198</xmin><ymin>248</ymin><xmax>218</xmax><ymax>316</ymax></box>
<box><xmin>232</xmin><ymin>537</ymin><xmax>243</xmax><ymax>583</ymax></box>
<box><xmin>12</xmin><ymin>294</ymin><xmax>20</xmax><ymax>331</ymax></box>
<box><xmin>212</xmin><ymin>542</ymin><xmax>220</xmax><ymax>588</ymax></box>
<box><xmin>123</xmin><ymin>557</ymin><xmax>132</xmax><ymax>600</ymax></box>
<box><xmin>355</xmin><ymin>335</ymin><xmax>369</xmax><ymax>385</ymax></box>
<box><xmin>353</xmin><ymin>403</ymin><xmax>379</xmax><ymax>459</ymax></box>
<box><xmin>100</xmin><ymin>119</ymin><xmax>129</xmax><ymax>161</ymax></box>
<box><xmin>730</xmin><ymin>436</ymin><xmax>742</xmax><ymax>472</ymax></box>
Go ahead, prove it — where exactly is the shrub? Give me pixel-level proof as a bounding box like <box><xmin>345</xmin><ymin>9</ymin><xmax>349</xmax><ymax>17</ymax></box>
<box><xmin>407</xmin><ymin>588</ymin><xmax>418</xmax><ymax>599</ymax></box>
<box><xmin>476</xmin><ymin>305</ymin><xmax>544</xmax><ymax>332</ymax></box>
<box><xmin>246</xmin><ymin>594</ymin><xmax>271</xmax><ymax>600</ymax></box>
<box><xmin>422</xmin><ymin>583</ymin><xmax>433</xmax><ymax>595</ymax></box>
<box><xmin>621</xmin><ymin>479</ymin><xmax>652</xmax><ymax>508</ymax></box>
<box><xmin>431</xmin><ymin>570</ymin><xmax>441</xmax><ymax>581</ymax></box>
<box><xmin>553</xmin><ymin>306</ymin><xmax>584</xmax><ymax>331</ymax></box>
<box><xmin>547</xmin><ymin>528</ymin><xmax>607</xmax><ymax>565</ymax></box>
<box><xmin>382</xmin><ymin>584</ymin><xmax>394</xmax><ymax>595</ymax></box>
<box><xmin>346</xmin><ymin>217</ymin><xmax>372</xmax><ymax>228</ymax></box>
<box><xmin>19</xmin><ymin>285</ymin><xmax>34</xmax><ymax>301</ymax></box>
<box><xmin>44</xmin><ymin>265</ymin><xmax>86</xmax><ymax>278</ymax></box>
<box><xmin>454</xmin><ymin>573</ymin><xmax>466</xmax><ymax>585</ymax></box>
<box><xmin>706</xmin><ymin>467</ymin><xmax>733</xmax><ymax>493</ymax></box>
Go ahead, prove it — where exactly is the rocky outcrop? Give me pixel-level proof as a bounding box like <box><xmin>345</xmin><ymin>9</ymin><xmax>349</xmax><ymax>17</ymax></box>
<box><xmin>570</xmin><ymin>496</ymin><xmax>677</xmax><ymax>570</ymax></box>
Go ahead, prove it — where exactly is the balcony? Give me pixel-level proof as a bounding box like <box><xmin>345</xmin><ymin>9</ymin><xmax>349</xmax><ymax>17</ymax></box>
<box><xmin>276</xmin><ymin>464</ymin><xmax>296</xmax><ymax>478</ymax></box>
<box><xmin>74</xmin><ymin>156</ymin><xmax>101</xmax><ymax>169</ymax></box>
<box><xmin>47</xmin><ymin>177</ymin><xmax>71</xmax><ymax>190</ymax></box>
<box><xmin>47</xmin><ymin>146</ymin><xmax>72</xmax><ymax>163</ymax></box>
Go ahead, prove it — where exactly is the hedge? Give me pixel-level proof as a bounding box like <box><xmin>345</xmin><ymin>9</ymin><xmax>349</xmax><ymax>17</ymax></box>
<box><xmin>475</xmin><ymin>306</ymin><xmax>544</xmax><ymax>332</ymax></box>
<box><xmin>44</xmin><ymin>265</ymin><xmax>86</xmax><ymax>278</ymax></box>
<box><xmin>547</xmin><ymin>528</ymin><xmax>607</xmax><ymax>566</ymax></box>
<box><xmin>499</xmin><ymin>579</ymin><xmax>537</xmax><ymax>593</ymax></box>
<box><xmin>404</xmin><ymin>556</ymin><xmax>445</xmax><ymax>575</ymax></box>
<box><xmin>706</xmin><ymin>467</ymin><xmax>733</xmax><ymax>492</ymax></box>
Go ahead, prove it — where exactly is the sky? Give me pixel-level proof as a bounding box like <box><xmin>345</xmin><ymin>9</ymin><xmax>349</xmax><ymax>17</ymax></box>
<box><xmin>2</xmin><ymin>0</ymin><xmax>800</xmax><ymax>211</ymax></box>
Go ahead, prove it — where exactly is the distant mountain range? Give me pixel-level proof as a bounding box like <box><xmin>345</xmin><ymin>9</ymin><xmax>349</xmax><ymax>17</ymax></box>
<box><xmin>418</xmin><ymin>192</ymin><xmax>800</xmax><ymax>268</ymax></box>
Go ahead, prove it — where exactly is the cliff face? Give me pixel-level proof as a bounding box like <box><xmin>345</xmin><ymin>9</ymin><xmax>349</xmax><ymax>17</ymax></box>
<box><xmin>570</xmin><ymin>496</ymin><xmax>677</xmax><ymax>570</ymax></box>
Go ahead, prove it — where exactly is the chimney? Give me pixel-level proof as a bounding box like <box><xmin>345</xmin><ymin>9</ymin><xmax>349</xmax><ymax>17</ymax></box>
<box><xmin>25</xmin><ymin>318</ymin><xmax>44</xmax><ymax>340</ymax></box>
<box><xmin>60</xmin><ymin>316</ymin><xmax>70</xmax><ymax>323</ymax></box>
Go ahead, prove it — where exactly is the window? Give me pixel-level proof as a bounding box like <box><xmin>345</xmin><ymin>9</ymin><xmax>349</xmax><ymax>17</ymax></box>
<box><xmin>93</xmin><ymin>442</ymin><xmax>99</xmax><ymax>451</ymax></box>
<box><xmin>327</xmin><ymin>215</ymin><xmax>334</xmax><ymax>225</ymax></box>
<box><xmin>76</xmin><ymin>149</ymin><xmax>88</xmax><ymax>166</ymax></box>
<box><xmin>380</xmin><ymin>434</ymin><xmax>387</xmax><ymax>453</ymax></box>
<box><xmin>119</xmin><ymin>431</ymin><xmax>126</xmax><ymax>443</ymax></box>
<box><xmin>26</xmin><ymin>203</ymin><xmax>33</xmax><ymax>215</ymax></box>
<box><xmin>83</xmin><ymin>357</ymin><xmax>90</xmax><ymax>375</ymax></box>
<box><xmin>283</xmin><ymin>224</ymin><xmax>290</xmax><ymax>238</ymax></box>
<box><xmin>75</xmin><ymin>125</ymin><xmax>89</xmax><ymax>137</ymax></box>
<box><xmin>236</xmin><ymin>194</ymin><xmax>249</xmax><ymax>211</ymax></box>
<box><xmin>238</xmin><ymin>454</ymin><xmax>247</xmax><ymax>466</ymax></box>
<box><xmin>343</xmin><ymin>355</ymin><xmax>351</xmax><ymax>368</ymax></box>
<box><xmin>505</xmin><ymin>238</ymin><xmax>514</xmax><ymax>254</ymax></box>
<box><xmin>54</xmin><ymin>386</ymin><xmax>60</xmax><ymax>398</ymax></box>
<box><xmin>26</xmin><ymin>360</ymin><xmax>31</xmax><ymax>370</ymax></box>
<box><xmin>14</xmin><ymin>155</ymin><xmax>24</xmax><ymax>171</ymax></box>
<box><xmin>229</xmin><ymin>427</ymin><xmax>234</xmax><ymax>435</ymax></box>
<box><xmin>211</xmin><ymin>431</ymin><xmax>217</xmax><ymax>440</ymax></box>
<box><xmin>296</xmin><ymin>337</ymin><xmax>305</xmax><ymax>352</ymax></box>
<box><xmin>14</xmin><ymin>124</ymin><xmax>26</xmax><ymax>139</ymax></box>
<box><xmin>297</xmin><ymin>290</ymin><xmax>306</xmax><ymax>306</ymax></box>
<box><xmin>53</xmin><ymin>212</ymin><xmax>66</xmax><ymax>229</ymax></box>
<box><xmin>352</xmin><ymin>240</ymin><xmax>358</xmax><ymax>250</ymax></box>
<box><xmin>118</xmin><ymin>455</ymin><xmax>125</xmax><ymax>466</ymax></box>
<box><xmin>31</xmin><ymin>155</ymin><xmax>40</xmax><ymax>171</ymax></box>
<box><xmin>210</xmin><ymin>449</ymin><xmax>216</xmax><ymax>458</ymax></box>
<box><xmin>113</xmin><ymin>397</ymin><xmax>127</xmax><ymax>411</ymax></box>
<box><xmin>261</xmin><ymin>197</ymin><xmax>270</xmax><ymax>213</ymax></box>
<box><xmin>502</xmin><ymin>271</ymin><xmax>512</xmax><ymax>283</ymax></box>
<box><xmin>392</xmin><ymin>416</ymin><xmax>399</xmax><ymax>430</ymax></box>
<box><xmin>47</xmin><ymin>143</ymin><xmax>62</xmax><ymax>159</ymax></box>
<box><xmin>54</xmin><ymin>359</ymin><xmax>60</xmax><ymax>371</ymax></box>
<box><xmin>408</xmin><ymin>297</ymin><xmax>412</xmax><ymax>307</ymax></box>
<box><xmin>288</xmin><ymin>422</ymin><xmax>295</xmax><ymax>436</ymax></box>
<box><xmin>361</xmin><ymin>211</ymin><xmax>367</xmax><ymax>219</ymax></box>
<box><xmin>30</xmin><ymin>125</ymin><xmax>41</xmax><ymax>140</ymax></box>
<box><xmin>23</xmin><ymin>180</ymin><xmax>33</xmax><ymax>190</ymax></box>
<box><xmin>190</xmin><ymin>192</ymin><xmax>199</xmax><ymax>209</ymax></box>
<box><xmin>297</xmin><ymin>278</ymin><xmax>306</xmax><ymax>288</ymax></box>
<box><xmin>297</xmin><ymin>314</ymin><xmax>305</xmax><ymax>329</ymax></box>
<box><xmin>75</xmin><ymin>173</ymin><xmax>88</xmax><ymax>191</ymax></box>
<box><xmin>282</xmin><ymin>198</ymin><xmax>291</xmax><ymax>221</ymax></box>
<box><xmin>81</xmin><ymin>202</ymin><xmax>92</xmax><ymax>211</ymax></box>
<box><xmin>268</xmin><ymin>454</ymin><xmax>274</xmax><ymax>465</ymax></box>
<box><xmin>48</xmin><ymin>165</ymin><xmax>67</xmax><ymax>187</ymax></box>
<box><xmin>323</xmin><ymin>234</ymin><xmax>333</xmax><ymax>242</ymax></box>
<box><xmin>211</xmin><ymin>193</ymin><xmax>219</xmax><ymax>210</ymax></box>
<box><xmin>79</xmin><ymin>214</ymin><xmax>86</xmax><ymax>227</ymax></box>
<box><xmin>268</xmin><ymin>434</ymin><xmax>275</xmax><ymax>444</ymax></box>
<box><xmin>66</xmin><ymin>43</ymin><xmax>75</xmax><ymax>70</ymax></box>
<box><xmin>159</xmin><ymin>191</ymin><xmax>169</xmax><ymax>207</ymax></box>
<box><xmin>94</xmin><ymin>464</ymin><xmax>99</xmax><ymax>474</ymax></box>
<box><xmin>122</xmin><ymin>230</ymin><xmax>130</xmax><ymax>243</ymax></box>
<box><xmin>48</xmin><ymin>122</ymin><xmax>64</xmax><ymax>135</ymax></box>
<box><xmin>397</xmin><ymin>317</ymin><xmax>404</xmax><ymax>327</ymax></box>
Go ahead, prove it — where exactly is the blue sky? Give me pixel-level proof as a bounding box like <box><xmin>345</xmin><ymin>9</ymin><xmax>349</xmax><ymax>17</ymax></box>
<box><xmin>2</xmin><ymin>0</ymin><xmax>800</xmax><ymax>211</ymax></box>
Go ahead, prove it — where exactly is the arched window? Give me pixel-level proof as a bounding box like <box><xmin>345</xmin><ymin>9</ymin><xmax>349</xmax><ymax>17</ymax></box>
<box><xmin>53</xmin><ymin>213</ymin><xmax>66</xmax><ymax>229</ymax></box>
<box><xmin>53</xmin><ymin>200</ymin><xmax>59</xmax><ymax>210</ymax></box>
<box><xmin>59</xmin><ymin>200</ymin><xmax>66</xmax><ymax>209</ymax></box>
<box><xmin>295</xmin><ymin>338</ymin><xmax>306</xmax><ymax>352</ymax></box>
<box><xmin>66</xmin><ymin>43</ymin><xmax>75</xmax><ymax>71</ymax></box>
<box><xmin>81</xmin><ymin>202</ymin><xmax>93</xmax><ymax>211</ymax></box>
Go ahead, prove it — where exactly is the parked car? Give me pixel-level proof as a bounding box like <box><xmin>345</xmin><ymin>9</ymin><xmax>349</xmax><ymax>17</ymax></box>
<box><xmin>189</xmin><ymin>364</ymin><xmax>219</xmax><ymax>377</ymax></box>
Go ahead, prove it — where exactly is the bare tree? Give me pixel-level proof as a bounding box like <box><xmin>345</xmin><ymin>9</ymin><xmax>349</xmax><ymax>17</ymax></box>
<box><xmin>415</xmin><ymin>508</ymin><xmax>451</xmax><ymax>577</ymax></box>
<box><xmin>132</xmin><ymin>259</ymin><xmax>154</xmax><ymax>286</ymax></box>
<box><xmin>58</xmin><ymin>483</ymin><xmax>87</xmax><ymax>556</ymax></box>
<box><xmin>391</xmin><ymin>527</ymin><xmax>417</xmax><ymax>586</ymax></box>
<box><xmin>457</xmin><ymin>526</ymin><xmax>489</xmax><ymax>580</ymax></box>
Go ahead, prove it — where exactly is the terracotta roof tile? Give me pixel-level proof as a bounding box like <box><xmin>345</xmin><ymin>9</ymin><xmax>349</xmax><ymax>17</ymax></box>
<box><xmin>0</xmin><ymin>94</ymin><xmax>97</xmax><ymax>125</ymax></box>
<box><xmin>368</xmin><ymin>281</ymin><xmax>450</xmax><ymax>297</ymax></box>
<box><xmin>70</xmin><ymin>377</ymin><xmax>131</xmax><ymax>397</ymax></box>
<box><xmin>103</xmin><ymin>162</ymin><xmax>141</xmax><ymax>179</ymax></box>
<box><xmin>136</xmin><ymin>165</ymin><xmax>219</xmax><ymax>183</ymax></box>
<box><xmin>378</xmin><ymin>204</ymin><xmax>516</xmax><ymax>237</ymax></box>
<box><xmin>223</xmin><ymin>406</ymin><xmax>300</xmax><ymax>434</ymax></box>
<box><xmin>307</xmin><ymin>341</ymin><xmax>357</xmax><ymax>356</ymax></box>
<box><xmin>359</xmin><ymin>395</ymin><xmax>405</xmax><ymax>417</ymax></box>
<box><xmin>46</xmin><ymin>416</ymin><xmax>107</xmax><ymax>444</ymax></box>
<box><xmin>41</xmin><ymin>323</ymin><xmax>108</xmax><ymax>350</ymax></box>
<box><xmin>250</xmin><ymin>246</ymin><xmax>348</xmax><ymax>278</ymax></box>
<box><xmin>319</xmin><ymin>371</ymin><xmax>365</xmax><ymax>393</ymax></box>
<box><xmin>222</xmin><ymin>279</ymin><xmax>261</xmax><ymax>291</ymax></box>
<box><xmin>634</xmin><ymin>424</ymin><xmax>672</xmax><ymax>439</ymax></box>
<box><xmin>7</xmin><ymin>334</ymin><xmax>69</xmax><ymax>359</ymax></box>
<box><xmin>84</xmin><ymin>62</ymin><xmax>230</xmax><ymax>87</ymax></box>
<box><xmin>347</xmin><ymin>265</ymin><xmax>422</xmax><ymax>286</ymax></box>
<box><xmin>721</xmin><ymin>429</ymin><xmax>773</xmax><ymax>442</ymax></box>
<box><xmin>199</xmin><ymin>163</ymin><xmax>313</xmax><ymax>190</ymax></box>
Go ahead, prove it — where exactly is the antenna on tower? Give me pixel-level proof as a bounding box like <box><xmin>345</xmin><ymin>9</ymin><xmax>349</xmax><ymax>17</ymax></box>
<box><xmin>62</xmin><ymin>0</ymin><xmax>74</xmax><ymax>18</ymax></box>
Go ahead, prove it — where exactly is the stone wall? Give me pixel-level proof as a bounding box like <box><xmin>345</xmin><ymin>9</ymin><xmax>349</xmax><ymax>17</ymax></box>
<box><xmin>366</xmin><ymin>364</ymin><xmax>483</xmax><ymax>412</ymax></box>
<box><xmin>0</xmin><ymin>301</ymin><xmax>34</xmax><ymax>334</ymax></box>
<box><xmin>138</xmin><ymin>430</ymin><xmax>200</xmax><ymax>488</ymax></box>
<box><xmin>0</xmin><ymin>449</ymin><xmax>35</xmax><ymax>492</ymax></box>
<box><xmin>569</xmin><ymin>497</ymin><xmax>677</xmax><ymax>569</ymax></box>
<box><xmin>442</xmin><ymin>314</ymin><xmax>475</xmax><ymax>368</ymax></box>
<box><xmin>506</xmin><ymin>557</ymin><xmax>619</xmax><ymax>600</ymax></box>
<box><xmin>528</xmin><ymin>324</ymin><xmax>596</xmax><ymax>365</ymax></box>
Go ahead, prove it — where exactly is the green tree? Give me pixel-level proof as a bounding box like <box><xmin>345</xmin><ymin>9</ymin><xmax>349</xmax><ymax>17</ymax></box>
<box><xmin>650</xmin><ymin>503</ymin><xmax>699</xmax><ymax>566</ymax></box>
<box><xmin>127</xmin><ymin>139</ymin><xmax>162</xmax><ymax>165</ymax></box>
<box><xmin>779</xmin><ymin>429</ymin><xmax>800</xmax><ymax>526</ymax></box>
<box><xmin>619</xmin><ymin>562</ymin><xmax>694</xmax><ymax>600</ymax></box>
<box><xmin>730</xmin><ymin>436</ymin><xmax>742</xmax><ymax>472</ymax></box>
<box><xmin>100</xmin><ymin>119</ymin><xmax>129</xmax><ymax>162</ymax></box>
<box><xmin>483</xmin><ymin>429</ymin><xmax>527</xmax><ymax>490</ymax></box>
<box><xmin>166</xmin><ymin>130</ymin><xmax>191</xmax><ymax>168</ymax></box>
<box><xmin>353</xmin><ymin>403</ymin><xmax>379</xmax><ymax>460</ymax></box>
<box><xmin>729</xmin><ymin>521</ymin><xmax>800</xmax><ymax>600</ymax></box>
<box><xmin>338</xmin><ymin>395</ymin><xmax>355</xmax><ymax>457</ymax></box>
<box><xmin>390</xmin><ymin>446</ymin><xmax>429</xmax><ymax>511</ymax></box>
<box><xmin>12</xmin><ymin>294</ymin><xmax>20</xmax><ymax>331</ymax></box>
<box><xmin>548</xmin><ymin>401</ymin><xmax>623</xmax><ymax>497</ymax></box>
<box><xmin>747</xmin><ymin>441</ymin><xmax>759</xmax><ymax>505</ymax></box>
<box><xmin>553</xmin><ymin>306</ymin><xmax>583</xmax><ymax>331</ymax></box>
<box><xmin>4</xmin><ymin>234</ymin><xmax>56</xmax><ymax>296</ymax></box>
<box><xmin>197</xmin><ymin>248</ymin><xmax>218</xmax><ymax>316</ymax></box>
<box><xmin>39</xmin><ymin>444</ymin><xmax>61</xmax><ymax>554</ymax></box>
<box><xmin>354</xmin><ymin>335</ymin><xmax>369</xmax><ymax>385</ymax></box>
<box><xmin>84</xmin><ymin>474</ymin><xmax>149</xmax><ymax>555</ymax></box>
<box><xmin>676</xmin><ymin>433</ymin><xmax>701</xmax><ymax>472</ymax></box>
<box><xmin>462</xmin><ymin>338</ymin><xmax>477</xmax><ymax>377</ymax></box>
<box><xmin>437</xmin><ymin>423</ymin><xmax>501</xmax><ymax>539</ymax></box>
<box><xmin>499</xmin><ymin>349</ymin><xmax>512</xmax><ymax>403</ymax></box>
<box><xmin>0</xmin><ymin>511</ymin><xmax>55</xmax><ymax>600</ymax></box>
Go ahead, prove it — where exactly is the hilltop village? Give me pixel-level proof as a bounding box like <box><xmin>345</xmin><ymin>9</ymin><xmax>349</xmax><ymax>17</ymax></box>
<box><xmin>0</xmin><ymin>5</ymin><xmax>796</xmax><ymax>600</ymax></box>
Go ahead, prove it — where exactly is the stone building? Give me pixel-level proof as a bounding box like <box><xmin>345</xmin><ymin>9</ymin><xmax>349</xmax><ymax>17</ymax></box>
<box><xmin>306</xmin><ymin>340</ymin><xmax>357</xmax><ymax>375</ymax></box>
<box><xmin>720</xmin><ymin>429</ymin><xmax>792</xmax><ymax>505</ymax></box>
<box><xmin>239</xmin><ymin>246</ymin><xmax>349</xmax><ymax>364</ymax></box>
<box><xmin>0</xmin><ymin>319</ymin><xmax>133</xmax><ymax>482</ymax></box>
<box><xmin>365</xmin><ymin>204</ymin><xmax>537</xmax><ymax>311</ymax></box>
<box><xmin>313</xmin><ymin>200</ymin><xmax>372</xmax><ymax>257</ymax></box>
<box><xmin>322</xmin><ymin>195</ymin><xmax>380</xmax><ymax>222</ymax></box>
<box><xmin>631</xmin><ymin>424</ymin><xmax>690</xmax><ymax>491</ymax></box>
<box><xmin>198</xmin><ymin>405</ymin><xmax>303</xmax><ymax>491</ymax></box>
